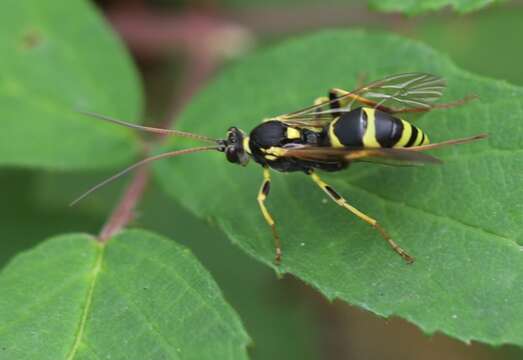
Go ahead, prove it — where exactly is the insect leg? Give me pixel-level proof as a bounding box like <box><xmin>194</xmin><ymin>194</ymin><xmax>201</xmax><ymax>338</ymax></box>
<box><xmin>314</xmin><ymin>96</ymin><xmax>328</xmax><ymax>106</ymax></box>
<box><xmin>257</xmin><ymin>167</ymin><xmax>282</xmax><ymax>264</ymax></box>
<box><xmin>329</xmin><ymin>88</ymin><xmax>395</xmax><ymax>113</ymax></box>
<box><xmin>312</xmin><ymin>96</ymin><xmax>330</xmax><ymax>119</ymax></box>
<box><xmin>309</xmin><ymin>171</ymin><xmax>414</xmax><ymax>263</ymax></box>
<box><xmin>314</xmin><ymin>96</ymin><xmax>336</xmax><ymax>120</ymax></box>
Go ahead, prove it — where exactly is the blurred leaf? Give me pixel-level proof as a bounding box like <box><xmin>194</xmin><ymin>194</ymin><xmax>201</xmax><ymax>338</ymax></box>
<box><xmin>368</xmin><ymin>0</ymin><xmax>505</xmax><ymax>14</ymax></box>
<box><xmin>0</xmin><ymin>169</ymin><xmax>105</xmax><ymax>268</ymax></box>
<box><xmin>407</xmin><ymin>6</ymin><xmax>523</xmax><ymax>86</ymax></box>
<box><xmin>0</xmin><ymin>0</ymin><xmax>142</xmax><ymax>170</ymax></box>
<box><xmin>154</xmin><ymin>30</ymin><xmax>523</xmax><ymax>347</ymax></box>
<box><xmin>0</xmin><ymin>230</ymin><xmax>250</xmax><ymax>359</ymax></box>
<box><xmin>173</xmin><ymin>0</ymin><xmax>364</xmax><ymax>8</ymax></box>
<box><xmin>32</xmin><ymin>170</ymin><xmax>126</xmax><ymax>216</ymax></box>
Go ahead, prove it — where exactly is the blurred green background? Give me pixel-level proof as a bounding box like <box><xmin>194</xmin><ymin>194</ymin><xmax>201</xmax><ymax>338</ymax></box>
<box><xmin>2</xmin><ymin>0</ymin><xmax>522</xmax><ymax>359</ymax></box>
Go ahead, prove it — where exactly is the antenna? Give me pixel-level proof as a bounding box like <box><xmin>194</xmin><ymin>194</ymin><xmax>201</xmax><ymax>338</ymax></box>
<box><xmin>78</xmin><ymin>111</ymin><xmax>217</xmax><ymax>143</ymax></box>
<box><xmin>70</xmin><ymin>146</ymin><xmax>218</xmax><ymax>206</ymax></box>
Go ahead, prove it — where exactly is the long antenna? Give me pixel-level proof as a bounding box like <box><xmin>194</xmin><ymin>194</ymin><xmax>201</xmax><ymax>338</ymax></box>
<box><xmin>70</xmin><ymin>146</ymin><xmax>218</xmax><ymax>206</ymax></box>
<box><xmin>78</xmin><ymin>111</ymin><xmax>217</xmax><ymax>143</ymax></box>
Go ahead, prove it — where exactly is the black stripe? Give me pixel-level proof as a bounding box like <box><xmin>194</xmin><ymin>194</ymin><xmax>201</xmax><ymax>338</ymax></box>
<box><xmin>325</xmin><ymin>185</ymin><xmax>341</xmax><ymax>200</ymax></box>
<box><xmin>390</xmin><ymin>118</ymin><xmax>404</xmax><ymax>147</ymax></box>
<box><xmin>333</xmin><ymin>108</ymin><xmax>366</xmax><ymax>147</ymax></box>
<box><xmin>405</xmin><ymin>126</ymin><xmax>419</xmax><ymax>147</ymax></box>
<box><xmin>262</xmin><ymin>181</ymin><xmax>271</xmax><ymax>196</ymax></box>
<box><xmin>375</xmin><ymin>111</ymin><xmax>404</xmax><ymax>148</ymax></box>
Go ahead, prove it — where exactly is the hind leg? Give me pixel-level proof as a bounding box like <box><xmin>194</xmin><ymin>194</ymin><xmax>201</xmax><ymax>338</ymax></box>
<box><xmin>309</xmin><ymin>171</ymin><xmax>414</xmax><ymax>263</ymax></box>
<box><xmin>257</xmin><ymin>167</ymin><xmax>282</xmax><ymax>264</ymax></box>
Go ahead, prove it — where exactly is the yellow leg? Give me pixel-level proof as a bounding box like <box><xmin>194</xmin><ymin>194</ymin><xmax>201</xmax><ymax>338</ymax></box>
<box><xmin>309</xmin><ymin>171</ymin><xmax>414</xmax><ymax>263</ymax></box>
<box><xmin>315</xmin><ymin>94</ymin><xmax>345</xmax><ymax>119</ymax></box>
<box><xmin>330</xmin><ymin>88</ymin><xmax>387</xmax><ymax>111</ymax></box>
<box><xmin>314</xmin><ymin>96</ymin><xmax>328</xmax><ymax>106</ymax></box>
<box><xmin>257</xmin><ymin>167</ymin><xmax>282</xmax><ymax>265</ymax></box>
<box><xmin>313</xmin><ymin>96</ymin><xmax>329</xmax><ymax>117</ymax></box>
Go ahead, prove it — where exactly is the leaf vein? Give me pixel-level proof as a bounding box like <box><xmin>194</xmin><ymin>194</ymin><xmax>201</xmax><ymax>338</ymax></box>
<box><xmin>66</xmin><ymin>244</ymin><xmax>104</xmax><ymax>360</ymax></box>
<box><xmin>114</xmin><ymin>241</ymin><xmax>241</xmax><ymax>337</ymax></box>
<box><xmin>0</xmin><ymin>274</ymin><xmax>84</xmax><ymax>334</ymax></box>
<box><xmin>102</xmin><ymin>273</ymin><xmax>182</xmax><ymax>360</ymax></box>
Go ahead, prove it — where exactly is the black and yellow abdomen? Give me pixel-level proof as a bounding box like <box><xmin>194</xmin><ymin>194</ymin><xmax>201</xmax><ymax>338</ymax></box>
<box><xmin>327</xmin><ymin>107</ymin><xmax>429</xmax><ymax>148</ymax></box>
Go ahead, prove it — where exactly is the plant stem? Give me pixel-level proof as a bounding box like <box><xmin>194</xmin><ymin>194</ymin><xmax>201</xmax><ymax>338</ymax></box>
<box><xmin>96</xmin><ymin>4</ymin><xmax>250</xmax><ymax>241</ymax></box>
<box><xmin>98</xmin><ymin>164</ymin><xmax>150</xmax><ymax>242</ymax></box>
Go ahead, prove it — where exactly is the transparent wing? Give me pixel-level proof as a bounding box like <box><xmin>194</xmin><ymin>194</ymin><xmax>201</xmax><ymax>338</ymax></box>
<box><xmin>275</xmin><ymin>73</ymin><xmax>447</xmax><ymax>126</ymax></box>
<box><xmin>352</xmin><ymin>72</ymin><xmax>447</xmax><ymax>110</ymax></box>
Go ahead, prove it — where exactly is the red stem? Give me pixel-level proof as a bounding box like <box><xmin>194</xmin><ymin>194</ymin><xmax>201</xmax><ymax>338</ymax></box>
<box><xmin>98</xmin><ymin>164</ymin><xmax>150</xmax><ymax>242</ymax></box>
<box><xmin>94</xmin><ymin>6</ymin><xmax>243</xmax><ymax>241</ymax></box>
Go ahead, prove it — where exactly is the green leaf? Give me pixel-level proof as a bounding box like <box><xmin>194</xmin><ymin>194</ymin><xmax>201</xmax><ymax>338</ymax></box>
<box><xmin>0</xmin><ymin>0</ymin><xmax>142</xmax><ymax>170</ymax></box>
<box><xmin>9</xmin><ymin>168</ymin><xmax>322</xmax><ymax>359</ymax></box>
<box><xmin>0</xmin><ymin>230</ymin><xmax>250</xmax><ymax>359</ymax></box>
<box><xmin>139</xmin><ymin>189</ymin><xmax>323</xmax><ymax>360</ymax></box>
<box><xmin>368</xmin><ymin>0</ymin><xmax>505</xmax><ymax>15</ymax></box>
<box><xmin>154</xmin><ymin>30</ymin><xmax>523</xmax><ymax>347</ymax></box>
<box><xmin>410</xmin><ymin>6</ymin><xmax>523</xmax><ymax>86</ymax></box>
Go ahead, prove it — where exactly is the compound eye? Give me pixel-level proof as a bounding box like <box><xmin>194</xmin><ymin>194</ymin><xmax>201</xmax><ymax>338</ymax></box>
<box><xmin>226</xmin><ymin>147</ymin><xmax>239</xmax><ymax>163</ymax></box>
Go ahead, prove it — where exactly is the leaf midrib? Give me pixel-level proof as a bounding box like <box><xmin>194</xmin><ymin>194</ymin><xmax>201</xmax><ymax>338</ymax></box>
<box><xmin>66</xmin><ymin>242</ymin><xmax>104</xmax><ymax>360</ymax></box>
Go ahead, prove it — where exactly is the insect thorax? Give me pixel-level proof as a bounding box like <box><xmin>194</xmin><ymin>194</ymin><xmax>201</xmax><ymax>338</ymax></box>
<box><xmin>248</xmin><ymin>120</ymin><xmax>344</xmax><ymax>173</ymax></box>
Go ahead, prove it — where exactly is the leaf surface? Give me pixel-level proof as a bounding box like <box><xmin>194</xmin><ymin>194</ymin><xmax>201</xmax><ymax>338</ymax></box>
<box><xmin>0</xmin><ymin>0</ymin><xmax>142</xmax><ymax>170</ymax></box>
<box><xmin>154</xmin><ymin>30</ymin><xmax>523</xmax><ymax>346</ymax></box>
<box><xmin>0</xmin><ymin>230</ymin><xmax>250</xmax><ymax>359</ymax></box>
<box><xmin>368</xmin><ymin>0</ymin><xmax>506</xmax><ymax>14</ymax></box>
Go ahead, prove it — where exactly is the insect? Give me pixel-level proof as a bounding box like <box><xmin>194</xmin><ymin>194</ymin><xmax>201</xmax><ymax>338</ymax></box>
<box><xmin>73</xmin><ymin>73</ymin><xmax>487</xmax><ymax>265</ymax></box>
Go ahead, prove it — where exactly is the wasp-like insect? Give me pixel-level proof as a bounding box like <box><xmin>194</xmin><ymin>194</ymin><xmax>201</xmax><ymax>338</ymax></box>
<box><xmin>73</xmin><ymin>73</ymin><xmax>487</xmax><ymax>264</ymax></box>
